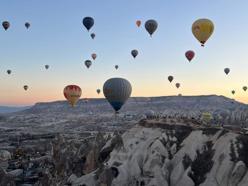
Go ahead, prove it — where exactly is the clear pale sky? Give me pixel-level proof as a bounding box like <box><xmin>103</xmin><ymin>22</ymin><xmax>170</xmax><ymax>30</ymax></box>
<box><xmin>1</xmin><ymin>0</ymin><xmax>248</xmax><ymax>106</ymax></box>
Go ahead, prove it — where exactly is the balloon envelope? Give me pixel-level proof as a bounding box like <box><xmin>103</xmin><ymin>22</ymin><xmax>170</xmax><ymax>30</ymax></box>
<box><xmin>23</xmin><ymin>85</ymin><xmax>28</xmax><ymax>91</ymax></box>
<box><xmin>136</xmin><ymin>20</ymin><xmax>141</xmax><ymax>27</ymax></box>
<box><xmin>91</xmin><ymin>53</ymin><xmax>97</xmax><ymax>60</ymax></box>
<box><xmin>97</xmin><ymin>89</ymin><xmax>101</xmax><ymax>94</ymax></box>
<box><xmin>168</xmin><ymin>76</ymin><xmax>173</xmax><ymax>83</ymax></box>
<box><xmin>7</xmin><ymin>70</ymin><xmax>11</xmax><ymax>74</ymax></box>
<box><xmin>90</xmin><ymin>33</ymin><xmax>95</xmax><ymax>39</ymax></box>
<box><xmin>192</xmin><ymin>18</ymin><xmax>214</xmax><ymax>46</ymax></box>
<box><xmin>63</xmin><ymin>85</ymin><xmax>82</xmax><ymax>107</ymax></box>
<box><xmin>185</xmin><ymin>50</ymin><xmax>195</xmax><ymax>62</ymax></box>
<box><xmin>85</xmin><ymin>60</ymin><xmax>92</xmax><ymax>68</ymax></box>
<box><xmin>231</xmin><ymin>90</ymin><xmax>235</xmax><ymax>95</ymax></box>
<box><xmin>103</xmin><ymin>78</ymin><xmax>132</xmax><ymax>112</ymax></box>
<box><xmin>115</xmin><ymin>65</ymin><xmax>119</xmax><ymax>70</ymax></box>
<box><xmin>224</xmin><ymin>68</ymin><xmax>230</xmax><ymax>75</ymax></box>
<box><xmin>131</xmin><ymin>50</ymin><xmax>138</xmax><ymax>58</ymax></box>
<box><xmin>243</xmin><ymin>86</ymin><xmax>247</xmax><ymax>91</ymax></box>
<box><xmin>145</xmin><ymin>19</ymin><xmax>158</xmax><ymax>36</ymax></box>
<box><xmin>2</xmin><ymin>21</ymin><xmax>10</xmax><ymax>30</ymax></box>
<box><xmin>176</xmin><ymin>83</ymin><xmax>180</xmax><ymax>88</ymax></box>
<box><xmin>83</xmin><ymin>17</ymin><xmax>94</xmax><ymax>31</ymax></box>
<box><xmin>45</xmin><ymin>65</ymin><xmax>49</xmax><ymax>69</ymax></box>
<box><xmin>25</xmin><ymin>22</ymin><xmax>30</xmax><ymax>29</ymax></box>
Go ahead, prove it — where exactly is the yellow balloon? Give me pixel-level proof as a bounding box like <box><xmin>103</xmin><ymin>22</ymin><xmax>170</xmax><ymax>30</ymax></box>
<box><xmin>192</xmin><ymin>19</ymin><xmax>214</xmax><ymax>46</ymax></box>
<box><xmin>63</xmin><ymin>85</ymin><xmax>82</xmax><ymax>107</ymax></box>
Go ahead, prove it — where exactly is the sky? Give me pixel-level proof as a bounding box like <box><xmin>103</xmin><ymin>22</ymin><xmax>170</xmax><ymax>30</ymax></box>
<box><xmin>1</xmin><ymin>0</ymin><xmax>248</xmax><ymax>106</ymax></box>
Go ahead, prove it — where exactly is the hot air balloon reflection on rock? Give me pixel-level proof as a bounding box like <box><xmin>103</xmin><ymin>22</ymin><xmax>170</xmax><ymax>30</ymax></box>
<box><xmin>103</xmin><ymin>78</ymin><xmax>132</xmax><ymax>113</ymax></box>
<box><xmin>63</xmin><ymin>85</ymin><xmax>82</xmax><ymax>107</ymax></box>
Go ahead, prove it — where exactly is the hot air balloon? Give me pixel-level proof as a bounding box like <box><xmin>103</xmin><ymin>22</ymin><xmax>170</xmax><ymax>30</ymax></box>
<box><xmin>115</xmin><ymin>65</ymin><xmax>119</xmax><ymax>70</ymax></box>
<box><xmin>63</xmin><ymin>85</ymin><xmax>82</xmax><ymax>107</ymax></box>
<box><xmin>231</xmin><ymin>90</ymin><xmax>235</xmax><ymax>95</ymax></box>
<box><xmin>176</xmin><ymin>83</ymin><xmax>180</xmax><ymax>89</ymax></box>
<box><xmin>25</xmin><ymin>22</ymin><xmax>30</xmax><ymax>29</ymax></box>
<box><xmin>2</xmin><ymin>21</ymin><xmax>10</xmax><ymax>30</ymax></box>
<box><xmin>7</xmin><ymin>70</ymin><xmax>11</xmax><ymax>75</ymax></box>
<box><xmin>192</xmin><ymin>18</ymin><xmax>214</xmax><ymax>46</ymax></box>
<box><xmin>136</xmin><ymin>20</ymin><xmax>141</xmax><ymax>27</ymax></box>
<box><xmin>23</xmin><ymin>85</ymin><xmax>28</xmax><ymax>91</ymax></box>
<box><xmin>145</xmin><ymin>19</ymin><xmax>158</xmax><ymax>36</ymax></box>
<box><xmin>82</xmin><ymin>17</ymin><xmax>94</xmax><ymax>31</ymax></box>
<box><xmin>85</xmin><ymin>60</ymin><xmax>92</xmax><ymax>69</ymax></box>
<box><xmin>45</xmin><ymin>65</ymin><xmax>49</xmax><ymax>70</ymax></box>
<box><xmin>91</xmin><ymin>53</ymin><xmax>97</xmax><ymax>60</ymax></box>
<box><xmin>97</xmin><ymin>89</ymin><xmax>101</xmax><ymax>94</ymax></box>
<box><xmin>224</xmin><ymin>68</ymin><xmax>230</xmax><ymax>75</ymax></box>
<box><xmin>185</xmin><ymin>50</ymin><xmax>195</xmax><ymax>62</ymax></box>
<box><xmin>201</xmin><ymin>112</ymin><xmax>212</xmax><ymax>124</ymax></box>
<box><xmin>131</xmin><ymin>50</ymin><xmax>138</xmax><ymax>58</ymax></box>
<box><xmin>103</xmin><ymin>78</ymin><xmax>132</xmax><ymax>113</ymax></box>
<box><xmin>90</xmin><ymin>33</ymin><xmax>95</xmax><ymax>39</ymax></box>
<box><xmin>243</xmin><ymin>86</ymin><xmax>247</xmax><ymax>91</ymax></box>
<box><xmin>168</xmin><ymin>76</ymin><xmax>173</xmax><ymax>83</ymax></box>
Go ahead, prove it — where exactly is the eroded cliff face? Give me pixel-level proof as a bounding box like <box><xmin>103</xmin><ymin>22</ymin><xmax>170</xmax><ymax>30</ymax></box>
<box><xmin>70</xmin><ymin>119</ymin><xmax>248</xmax><ymax>186</ymax></box>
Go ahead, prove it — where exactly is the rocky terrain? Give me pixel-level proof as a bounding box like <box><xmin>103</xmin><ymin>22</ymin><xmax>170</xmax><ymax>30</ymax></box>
<box><xmin>0</xmin><ymin>95</ymin><xmax>248</xmax><ymax>185</ymax></box>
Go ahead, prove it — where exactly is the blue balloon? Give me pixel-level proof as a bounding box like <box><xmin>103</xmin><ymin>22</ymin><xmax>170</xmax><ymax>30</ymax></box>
<box><xmin>103</xmin><ymin>78</ymin><xmax>132</xmax><ymax>113</ymax></box>
<box><xmin>83</xmin><ymin>17</ymin><xmax>94</xmax><ymax>31</ymax></box>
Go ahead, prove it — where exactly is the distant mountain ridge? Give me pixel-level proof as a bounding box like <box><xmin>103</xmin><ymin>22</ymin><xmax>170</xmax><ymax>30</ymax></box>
<box><xmin>0</xmin><ymin>106</ymin><xmax>31</xmax><ymax>114</ymax></box>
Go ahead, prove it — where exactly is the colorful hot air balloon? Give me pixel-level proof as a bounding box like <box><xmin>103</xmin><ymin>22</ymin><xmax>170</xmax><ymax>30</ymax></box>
<box><xmin>63</xmin><ymin>85</ymin><xmax>82</xmax><ymax>107</ymax></box>
<box><xmin>168</xmin><ymin>76</ymin><xmax>173</xmax><ymax>83</ymax></box>
<box><xmin>91</xmin><ymin>53</ymin><xmax>97</xmax><ymax>60</ymax></box>
<box><xmin>45</xmin><ymin>65</ymin><xmax>49</xmax><ymax>70</ymax></box>
<box><xmin>224</xmin><ymin>68</ymin><xmax>230</xmax><ymax>75</ymax></box>
<box><xmin>243</xmin><ymin>86</ymin><xmax>247</xmax><ymax>91</ymax></box>
<box><xmin>176</xmin><ymin>83</ymin><xmax>180</xmax><ymax>89</ymax></box>
<box><xmin>23</xmin><ymin>85</ymin><xmax>28</xmax><ymax>91</ymax></box>
<box><xmin>185</xmin><ymin>50</ymin><xmax>195</xmax><ymax>62</ymax></box>
<box><xmin>25</xmin><ymin>22</ymin><xmax>30</xmax><ymax>29</ymax></box>
<box><xmin>7</xmin><ymin>70</ymin><xmax>11</xmax><ymax>75</ymax></box>
<box><xmin>90</xmin><ymin>33</ymin><xmax>95</xmax><ymax>39</ymax></box>
<box><xmin>2</xmin><ymin>21</ymin><xmax>10</xmax><ymax>30</ymax></box>
<box><xmin>115</xmin><ymin>65</ymin><xmax>119</xmax><ymax>70</ymax></box>
<box><xmin>145</xmin><ymin>19</ymin><xmax>158</xmax><ymax>36</ymax></box>
<box><xmin>231</xmin><ymin>90</ymin><xmax>235</xmax><ymax>95</ymax></box>
<box><xmin>85</xmin><ymin>60</ymin><xmax>92</xmax><ymax>69</ymax></box>
<box><xmin>97</xmin><ymin>89</ymin><xmax>101</xmax><ymax>94</ymax></box>
<box><xmin>192</xmin><ymin>18</ymin><xmax>214</xmax><ymax>46</ymax></box>
<box><xmin>103</xmin><ymin>78</ymin><xmax>132</xmax><ymax>113</ymax></box>
<box><xmin>82</xmin><ymin>17</ymin><xmax>94</xmax><ymax>31</ymax></box>
<box><xmin>136</xmin><ymin>20</ymin><xmax>141</xmax><ymax>27</ymax></box>
<box><xmin>131</xmin><ymin>50</ymin><xmax>138</xmax><ymax>58</ymax></box>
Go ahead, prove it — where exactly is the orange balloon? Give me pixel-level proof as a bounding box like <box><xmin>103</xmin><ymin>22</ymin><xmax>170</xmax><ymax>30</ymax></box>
<box><xmin>136</xmin><ymin>20</ymin><xmax>141</xmax><ymax>27</ymax></box>
<box><xmin>63</xmin><ymin>85</ymin><xmax>82</xmax><ymax>107</ymax></box>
